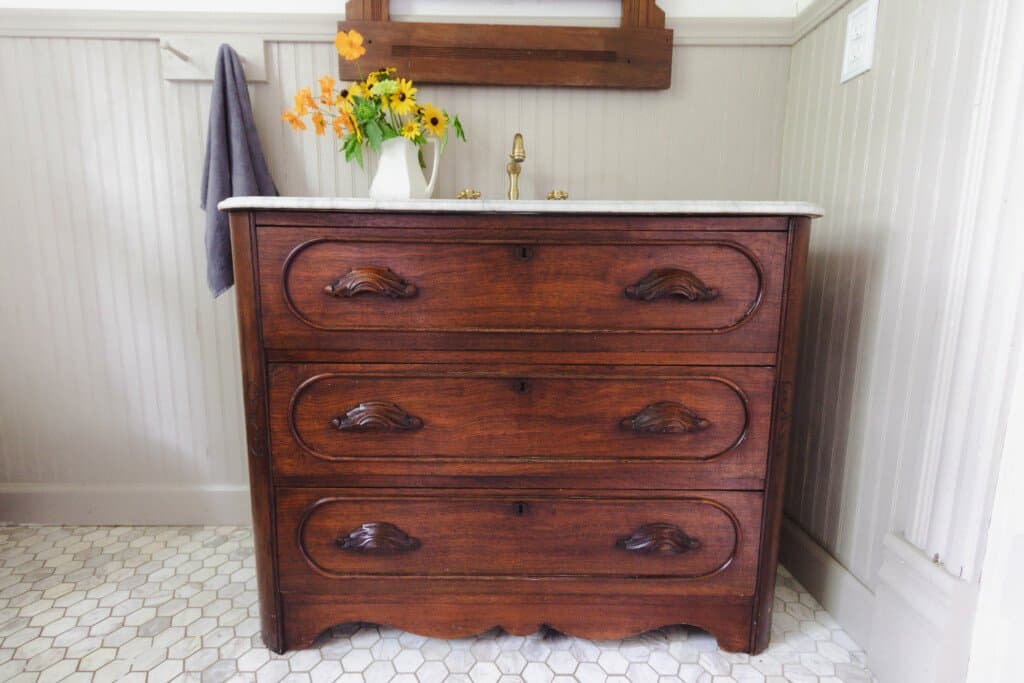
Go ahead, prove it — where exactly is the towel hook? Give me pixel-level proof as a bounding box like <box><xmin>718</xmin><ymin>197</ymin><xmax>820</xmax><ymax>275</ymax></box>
<box><xmin>159</xmin><ymin>40</ymin><xmax>190</xmax><ymax>62</ymax></box>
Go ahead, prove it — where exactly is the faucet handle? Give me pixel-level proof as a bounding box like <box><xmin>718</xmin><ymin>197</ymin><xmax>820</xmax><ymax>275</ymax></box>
<box><xmin>546</xmin><ymin>190</ymin><xmax>569</xmax><ymax>200</ymax></box>
<box><xmin>456</xmin><ymin>188</ymin><xmax>481</xmax><ymax>199</ymax></box>
<box><xmin>511</xmin><ymin>133</ymin><xmax>526</xmax><ymax>162</ymax></box>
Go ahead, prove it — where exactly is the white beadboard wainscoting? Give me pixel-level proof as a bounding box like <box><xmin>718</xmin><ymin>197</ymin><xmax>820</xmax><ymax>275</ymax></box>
<box><xmin>0</xmin><ymin>14</ymin><xmax>791</xmax><ymax>526</ymax></box>
<box><xmin>2</xmin><ymin>2</ymin><xmax>1023</xmax><ymax>680</ymax></box>
<box><xmin>778</xmin><ymin>0</ymin><xmax>1024</xmax><ymax>680</ymax></box>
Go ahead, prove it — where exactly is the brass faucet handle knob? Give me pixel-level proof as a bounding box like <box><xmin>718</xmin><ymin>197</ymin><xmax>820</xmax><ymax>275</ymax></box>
<box><xmin>456</xmin><ymin>188</ymin><xmax>482</xmax><ymax>199</ymax></box>
<box><xmin>511</xmin><ymin>133</ymin><xmax>526</xmax><ymax>162</ymax></box>
<box><xmin>546</xmin><ymin>190</ymin><xmax>570</xmax><ymax>200</ymax></box>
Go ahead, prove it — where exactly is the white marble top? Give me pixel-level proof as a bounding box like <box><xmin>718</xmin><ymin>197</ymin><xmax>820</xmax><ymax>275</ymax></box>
<box><xmin>218</xmin><ymin>196</ymin><xmax>823</xmax><ymax>217</ymax></box>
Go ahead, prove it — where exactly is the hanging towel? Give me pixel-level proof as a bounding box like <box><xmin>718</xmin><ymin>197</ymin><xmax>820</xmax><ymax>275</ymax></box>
<box><xmin>201</xmin><ymin>44</ymin><xmax>277</xmax><ymax>297</ymax></box>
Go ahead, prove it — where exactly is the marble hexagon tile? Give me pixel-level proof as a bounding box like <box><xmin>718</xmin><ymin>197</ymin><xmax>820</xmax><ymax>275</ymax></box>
<box><xmin>0</xmin><ymin>525</ymin><xmax>875</xmax><ymax>682</ymax></box>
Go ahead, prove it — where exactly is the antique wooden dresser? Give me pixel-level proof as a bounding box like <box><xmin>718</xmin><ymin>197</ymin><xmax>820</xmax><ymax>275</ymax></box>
<box><xmin>221</xmin><ymin>198</ymin><xmax>818</xmax><ymax>654</ymax></box>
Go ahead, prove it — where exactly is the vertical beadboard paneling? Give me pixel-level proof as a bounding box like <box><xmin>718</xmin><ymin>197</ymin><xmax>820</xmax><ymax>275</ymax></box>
<box><xmin>0</xmin><ymin>35</ymin><xmax>790</xmax><ymax>523</ymax></box>
<box><xmin>780</xmin><ymin>0</ymin><xmax>992</xmax><ymax>585</ymax></box>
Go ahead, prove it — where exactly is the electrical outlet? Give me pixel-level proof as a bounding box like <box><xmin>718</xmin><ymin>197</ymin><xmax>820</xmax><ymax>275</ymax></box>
<box><xmin>841</xmin><ymin>0</ymin><xmax>879</xmax><ymax>83</ymax></box>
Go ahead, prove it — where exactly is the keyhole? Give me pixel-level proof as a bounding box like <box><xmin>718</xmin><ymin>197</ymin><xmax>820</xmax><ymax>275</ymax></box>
<box><xmin>515</xmin><ymin>245</ymin><xmax>533</xmax><ymax>261</ymax></box>
<box><xmin>514</xmin><ymin>379</ymin><xmax>530</xmax><ymax>394</ymax></box>
<box><xmin>514</xmin><ymin>502</ymin><xmax>528</xmax><ymax>516</ymax></box>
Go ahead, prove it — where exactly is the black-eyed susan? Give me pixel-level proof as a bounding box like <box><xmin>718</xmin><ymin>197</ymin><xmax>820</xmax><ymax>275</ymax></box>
<box><xmin>336</xmin><ymin>82</ymin><xmax>362</xmax><ymax>109</ymax></box>
<box><xmin>401</xmin><ymin>119</ymin><xmax>421</xmax><ymax>140</ymax></box>
<box><xmin>420</xmin><ymin>103</ymin><xmax>447</xmax><ymax>138</ymax></box>
<box><xmin>390</xmin><ymin>79</ymin><xmax>417</xmax><ymax>116</ymax></box>
<box><xmin>334</xmin><ymin>29</ymin><xmax>366</xmax><ymax>61</ymax></box>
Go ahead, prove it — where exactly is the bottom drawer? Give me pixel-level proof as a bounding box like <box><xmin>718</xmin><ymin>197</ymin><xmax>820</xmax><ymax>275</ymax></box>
<box><xmin>277</xmin><ymin>489</ymin><xmax>763</xmax><ymax>593</ymax></box>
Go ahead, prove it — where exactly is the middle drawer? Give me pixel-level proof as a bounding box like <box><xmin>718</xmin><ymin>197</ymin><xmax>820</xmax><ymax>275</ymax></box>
<box><xmin>269</xmin><ymin>364</ymin><xmax>775</xmax><ymax>489</ymax></box>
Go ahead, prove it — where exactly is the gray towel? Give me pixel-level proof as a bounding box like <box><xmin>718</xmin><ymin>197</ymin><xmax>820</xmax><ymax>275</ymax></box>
<box><xmin>201</xmin><ymin>44</ymin><xmax>277</xmax><ymax>297</ymax></box>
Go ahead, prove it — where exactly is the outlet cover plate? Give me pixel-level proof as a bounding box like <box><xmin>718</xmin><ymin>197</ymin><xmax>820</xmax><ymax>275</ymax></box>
<box><xmin>841</xmin><ymin>0</ymin><xmax>878</xmax><ymax>83</ymax></box>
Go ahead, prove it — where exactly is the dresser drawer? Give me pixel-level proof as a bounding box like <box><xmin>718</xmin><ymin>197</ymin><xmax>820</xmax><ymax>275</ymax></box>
<box><xmin>268</xmin><ymin>364</ymin><xmax>775</xmax><ymax>489</ymax></box>
<box><xmin>256</xmin><ymin>228</ymin><xmax>787</xmax><ymax>354</ymax></box>
<box><xmin>277</xmin><ymin>489</ymin><xmax>762</xmax><ymax>592</ymax></box>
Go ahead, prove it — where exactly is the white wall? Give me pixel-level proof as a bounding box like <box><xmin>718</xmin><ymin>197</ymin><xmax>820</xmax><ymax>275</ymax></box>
<box><xmin>0</xmin><ymin>12</ymin><xmax>791</xmax><ymax>524</ymax></box>
<box><xmin>779</xmin><ymin>0</ymin><xmax>1023</xmax><ymax>679</ymax></box>
<box><xmin>0</xmin><ymin>0</ymin><xmax>804</xmax><ymax>19</ymax></box>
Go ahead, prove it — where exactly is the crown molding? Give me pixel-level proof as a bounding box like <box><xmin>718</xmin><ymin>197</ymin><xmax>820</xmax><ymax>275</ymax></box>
<box><xmin>0</xmin><ymin>0</ymin><xmax>853</xmax><ymax>46</ymax></box>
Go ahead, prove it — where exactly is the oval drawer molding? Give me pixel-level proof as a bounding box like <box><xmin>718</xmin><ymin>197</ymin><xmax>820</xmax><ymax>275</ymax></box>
<box><xmin>616</xmin><ymin>522</ymin><xmax>702</xmax><ymax>554</ymax></box>
<box><xmin>624</xmin><ymin>268</ymin><xmax>719</xmax><ymax>302</ymax></box>
<box><xmin>330</xmin><ymin>401</ymin><xmax>424</xmax><ymax>433</ymax></box>
<box><xmin>336</xmin><ymin>522</ymin><xmax>421</xmax><ymax>554</ymax></box>
<box><xmin>279</xmin><ymin>369</ymin><xmax>765</xmax><ymax>468</ymax></box>
<box><xmin>265</xmin><ymin>235</ymin><xmax>785</xmax><ymax>351</ymax></box>
<box><xmin>620</xmin><ymin>401</ymin><xmax>712</xmax><ymax>434</ymax></box>
<box><xmin>323</xmin><ymin>266</ymin><xmax>418</xmax><ymax>299</ymax></box>
<box><xmin>285</xmin><ymin>491</ymin><xmax>757</xmax><ymax>583</ymax></box>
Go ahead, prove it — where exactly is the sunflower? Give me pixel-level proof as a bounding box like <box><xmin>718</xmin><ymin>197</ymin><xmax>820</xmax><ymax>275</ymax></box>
<box><xmin>293</xmin><ymin>87</ymin><xmax>315</xmax><ymax>116</ymax></box>
<box><xmin>311</xmin><ymin>111</ymin><xmax>326</xmax><ymax>136</ymax></box>
<box><xmin>281</xmin><ymin>110</ymin><xmax>305</xmax><ymax>131</ymax></box>
<box><xmin>419</xmin><ymin>103</ymin><xmax>447</xmax><ymax>138</ymax></box>
<box><xmin>400</xmin><ymin>119</ymin><xmax>421</xmax><ymax>140</ymax></box>
<box><xmin>334</xmin><ymin>29</ymin><xmax>366</xmax><ymax>62</ymax></box>
<box><xmin>390</xmin><ymin>79</ymin><xmax>417</xmax><ymax>116</ymax></box>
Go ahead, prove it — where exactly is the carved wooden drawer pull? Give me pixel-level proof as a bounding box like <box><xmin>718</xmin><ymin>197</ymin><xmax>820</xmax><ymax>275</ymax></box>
<box><xmin>620</xmin><ymin>401</ymin><xmax>711</xmax><ymax>433</ymax></box>
<box><xmin>331</xmin><ymin>401</ymin><xmax>424</xmax><ymax>432</ymax></box>
<box><xmin>624</xmin><ymin>268</ymin><xmax>718</xmax><ymax>302</ymax></box>
<box><xmin>323</xmin><ymin>266</ymin><xmax>418</xmax><ymax>298</ymax></box>
<box><xmin>616</xmin><ymin>522</ymin><xmax>701</xmax><ymax>555</ymax></box>
<box><xmin>337</xmin><ymin>522</ymin><xmax>421</xmax><ymax>554</ymax></box>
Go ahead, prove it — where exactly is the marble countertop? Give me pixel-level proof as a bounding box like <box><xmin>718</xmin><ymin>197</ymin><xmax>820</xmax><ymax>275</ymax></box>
<box><xmin>218</xmin><ymin>196</ymin><xmax>823</xmax><ymax>217</ymax></box>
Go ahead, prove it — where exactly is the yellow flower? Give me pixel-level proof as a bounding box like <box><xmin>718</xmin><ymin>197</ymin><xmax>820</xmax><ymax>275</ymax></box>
<box><xmin>334</xmin><ymin>29</ymin><xmax>366</xmax><ymax>62</ymax></box>
<box><xmin>390</xmin><ymin>78</ymin><xmax>417</xmax><ymax>116</ymax></box>
<box><xmin>293</xmin><ymin>87</ymin><xmax>315</xmax><ymax>116</ymax></box>
<box><xmin>311</xmin><ymin>111</ymin><xmax>326</xmax><ymax>136</ymax></box>
<box><xmin>336</xmin><ymin>82</ymin><xmax>362</xmax><ymax>109</ymax></box>
<box><xmin>281</xmin><ymin>110</ymin><xmax>306</xmax><ymax>131</ymax></box>
<box><xmin>317</xmin><ymin>75</ymin><xmax>335</xmax><ymax>104</ymax></box>
<box><xmin>401</xmin><ymin>119</ymin><xmax>421</xmax><ymax>140</ymax></box>
<box><xmin>420</xmin><ymin>103</ymin><xmax>447</xmax><ymax>138</ymax></box>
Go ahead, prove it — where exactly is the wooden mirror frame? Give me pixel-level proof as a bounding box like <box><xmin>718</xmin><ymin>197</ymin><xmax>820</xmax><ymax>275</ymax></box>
<box><xmin>339</xmin><ymin>0</ymin><xmax>673</xmax><ymax>89</ymax></box>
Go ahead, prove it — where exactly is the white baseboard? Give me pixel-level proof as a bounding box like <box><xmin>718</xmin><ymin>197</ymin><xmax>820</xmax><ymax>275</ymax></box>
<box><xmin>779</xmin><ymin>516</ymin><xmax>875</xmax><ymax>648</ymax></box>
<box><xmin>869</xmin><ymin>533</ymin><xmax>978</xmax><ymax>683</ymax></box>
<box><xmin>781</xmin><ymin>519</ymin><xmax>981</xmax><ymax>683</ymax></box>
<box><xmin>0</xmin><ymin>483</ymin><xmax>252</xmax><ymax>526</ymax></box>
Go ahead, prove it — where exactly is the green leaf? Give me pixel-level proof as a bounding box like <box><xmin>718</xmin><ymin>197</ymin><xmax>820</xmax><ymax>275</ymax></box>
<box><xmin>417</xmin><ymin>146</ymin><xmax>426</xmax><ymax>170</ymax></box>
<box><xmin>452</xmin><ymin>115</ymin><xmax>467</xmax><ymax>142</ymax></box>
<box><xmin>364</xmin><ymin>120</ymin><xmax>384</xmax><ymax>151</ymax></box>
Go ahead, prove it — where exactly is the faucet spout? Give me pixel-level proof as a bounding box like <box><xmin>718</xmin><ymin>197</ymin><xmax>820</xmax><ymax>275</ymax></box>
<box><xmin>507</xmin><ymin>133</ymin><xmax>526</xmax><ymax>200</ymax></box>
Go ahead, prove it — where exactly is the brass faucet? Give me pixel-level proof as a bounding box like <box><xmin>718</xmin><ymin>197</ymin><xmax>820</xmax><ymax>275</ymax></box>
<box><xmin>507</xmin><ymin>133</ymin><xmax>526</xmax><ymax>200</ymax></box>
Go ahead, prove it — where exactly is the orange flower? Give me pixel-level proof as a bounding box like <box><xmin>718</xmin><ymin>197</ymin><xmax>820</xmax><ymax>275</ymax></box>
<box><xmin>311</xmin><ymin>111</ymin><xmax>326</xmax><ymax>136</ymax></box>
<box><xmin>334</xmin><ymin>29</ymin><xmax>366</xmax><ymax>61</ymax></box>
<box><xmin>293</xmin><ymin>87</ymin><xmax>315</xmax><ymax>116</ymax></box>
<box><xmin>332</xmin><ymin>111</ymin><xmax>360</xmax><ymax>140</ymax></box>
<box><xmin>317</xmin><ymin>75</ymin><xmax>336</xmax><ymax>105</ymax></box>
<box><xmin>281</xmin><ymin>110</ymin><xmax>306</xmax><ymax>131</ymax></box>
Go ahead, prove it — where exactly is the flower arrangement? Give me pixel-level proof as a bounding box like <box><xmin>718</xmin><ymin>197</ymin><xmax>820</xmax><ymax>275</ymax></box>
<box><xmin>282</xmin><ymin>29</ymin><xmax>466</xmax><ymax>168</ymax></box>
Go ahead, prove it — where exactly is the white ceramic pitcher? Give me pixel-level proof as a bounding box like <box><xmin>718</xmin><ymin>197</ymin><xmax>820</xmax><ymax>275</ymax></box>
<box><xmin>368</xmin><ymin>137</ymin><xmax>441</xmax><ymax>200</ymax></box>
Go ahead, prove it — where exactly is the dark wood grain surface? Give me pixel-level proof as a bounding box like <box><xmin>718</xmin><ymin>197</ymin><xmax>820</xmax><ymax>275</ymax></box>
<box><xmin>256</xmin><ymin>226</ymin><xmax>786</xmax><ymax>354</ymax></box>
<box><xmin>225</xmin><ymin>208</ymin><xmax>811</xmax><ymax>654</ymax></box>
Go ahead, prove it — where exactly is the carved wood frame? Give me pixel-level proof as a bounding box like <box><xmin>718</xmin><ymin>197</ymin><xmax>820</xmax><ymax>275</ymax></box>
<box><xmin>339</xmin><ymin>0</ymin><xmax>673</xmax><ymax>89</ymax></box>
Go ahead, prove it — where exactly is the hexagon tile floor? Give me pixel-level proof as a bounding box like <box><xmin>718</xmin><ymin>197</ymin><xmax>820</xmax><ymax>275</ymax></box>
<box><xmin>0</xmin><ymin>525</ymin><xmax>875</xmax><ymax>683</ymax></box>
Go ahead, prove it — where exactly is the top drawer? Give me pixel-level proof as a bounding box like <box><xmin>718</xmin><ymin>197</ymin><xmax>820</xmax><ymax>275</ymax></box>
<box><xmin>255</xmin><ymin>226</ymin><xmax>788</xmax><ymax>354</ymax></box>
